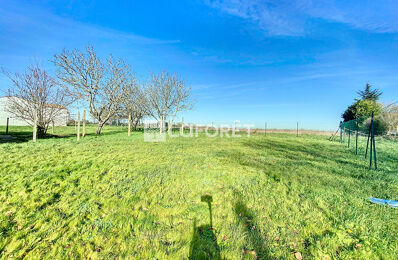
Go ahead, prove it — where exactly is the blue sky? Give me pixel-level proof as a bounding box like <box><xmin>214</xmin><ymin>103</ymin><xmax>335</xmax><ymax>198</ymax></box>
<box><xmin>1</xmin><ymin>0</ymin><xmax>397</xmax><ymax>130</ymax></box>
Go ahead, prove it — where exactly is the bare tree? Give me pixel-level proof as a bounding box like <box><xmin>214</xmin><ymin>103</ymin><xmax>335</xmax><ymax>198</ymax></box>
<box><xmin>3</xmin><ymin>65</ymin><xmax>70</xmax><ymax>138</ymax></box>
<box><xmin>381</xmin><ymin>102</ymin><xmax>398</xmax><ymax>134</ymax></box>
<box><xmin>131</xmin><ymin>108</ymin><xmax>145</xmax><ymax>131</ymax></box>
<box><xmin>143</xmin><ymin>71</ymin><xmax>192</xmax><ymax>132</ymax></box>
<box><xmin>108</xmin><ymin>84</ymin><xmax>148</xmax><ymax>130</ymax></box>
<box><xmin>53</xmin><ymin>45</ymin><xmax>134</xmax><ymax>134</ymax></box>
<box><xmin>124</xmin><ymin>84</ymin><xmax>148</xmax><ymax>130</ymax></box>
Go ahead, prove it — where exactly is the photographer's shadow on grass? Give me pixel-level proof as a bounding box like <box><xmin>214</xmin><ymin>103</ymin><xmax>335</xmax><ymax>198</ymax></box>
<box><xmin>189</xmin><ymin>194</ymin><xmax>221</xmax><ymax>260</ymax></box>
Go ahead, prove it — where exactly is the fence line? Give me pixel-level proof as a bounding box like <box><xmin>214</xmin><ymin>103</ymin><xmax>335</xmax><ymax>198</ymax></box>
<box><xmin>334</xmin><ymin>112</ymin><xmax>398</xmax><ymax>170</ymax></box>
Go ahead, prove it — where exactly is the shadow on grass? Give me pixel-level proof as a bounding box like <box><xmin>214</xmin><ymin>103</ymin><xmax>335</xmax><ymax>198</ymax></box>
<box><xmin>0</xmin><ymin>128</ymin><xmax>133</xmax><ymax>143</ymax></box>
<box><xmin>244</xmin><ymin>138</ymin><xmax>365</xmax><ymax>168</ymax></box>
<box><xmin>233</xmin><ymin>191</ymin><xmax>271</xmax><ymax>259</ymax></box>
<box><xmin>0</xmin><ymin>131</ymin><xmax>76</xmax><ymax>143</ymax></box>
<box><xmin>245</xmin><ymin>138</ymin><xmax>398</xmax><ymax>178</ymax></box>
<box><xmin>0</xmin><ymin>131</ymin><xmax>32</xmax><ymax>143</ymax></box>
<box><xmin>216</xmin><ymin>137</ymin><xmax>385</xmax><ymax>182</ymax></box>
<box><xmin>189</xmin><ymin>195</ymin><xmax>221</xmax><ymax>260</ymax></box>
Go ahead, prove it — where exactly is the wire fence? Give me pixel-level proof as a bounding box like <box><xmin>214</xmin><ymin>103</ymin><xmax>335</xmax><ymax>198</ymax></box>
<box><xmin>341</xmin><ymin>114</ymin><xmax>398</xmax><ymax>137</ymax></box>
<box><xmin>330</xmin><ymin>112</ymin><xmax>398</xmax><ymax>170</ymax></box>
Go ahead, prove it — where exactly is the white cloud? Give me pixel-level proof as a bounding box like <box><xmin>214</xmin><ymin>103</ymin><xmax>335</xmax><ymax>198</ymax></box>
<box><xmin>206</xmin><ymin>0</ymin><xmax>307</xmax><ymax>36</ymax></box>
<box><xmin>205</xmin><ymin>0</ymin><xmax>398</xmax><ymax>36</ymax></box>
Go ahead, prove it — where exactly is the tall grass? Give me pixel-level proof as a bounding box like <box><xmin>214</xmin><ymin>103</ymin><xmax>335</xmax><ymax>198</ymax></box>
<box><xmin>0</xmin><ymin>126</ymin><xmax>397</xmax><ymax>258</ymax></box>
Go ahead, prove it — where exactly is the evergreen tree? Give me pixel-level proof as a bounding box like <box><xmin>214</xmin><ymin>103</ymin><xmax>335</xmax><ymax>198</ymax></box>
<box><xmin>342</xmin><ymin>83</ymin><xmax>383</xmax><ymax>122</ymax></box>
<box><xmin>357</xmin><ymin>83</ymin><xmax>382</xmax><ymax>101</ymax></box>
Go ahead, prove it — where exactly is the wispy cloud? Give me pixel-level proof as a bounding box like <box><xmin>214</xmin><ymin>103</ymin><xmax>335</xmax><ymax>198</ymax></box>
<box><xmin>205</xmin><ymin>0</ymin><xmax>398</xmax><ymax>36</ymax></box>
<box><xmin>205</xmin><ymin>0</ymin><xmax>306</xmax><ymax>36</ymax></box>
<box><xmin>193</xmin><ymin>66</ymin><xmax>382</xmax><ymax>101</ymax></box>
<box><xmin>191</xmin><ymin>83</ymin><xmax>219</xmax><ymax>91</ymax></box>
<box><xmin>306</xmin><ymin>0</ymin><xmax>398</xmax><ymax>33</ymax></box>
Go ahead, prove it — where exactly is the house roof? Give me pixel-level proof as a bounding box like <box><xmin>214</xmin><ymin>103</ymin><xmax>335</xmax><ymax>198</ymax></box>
<box><xmin>0</xmin><ymin>96</ymin><xmax>68</xmax><ymax>110</ymax></box>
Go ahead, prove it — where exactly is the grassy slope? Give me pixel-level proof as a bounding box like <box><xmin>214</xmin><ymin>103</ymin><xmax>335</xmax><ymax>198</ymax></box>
<box><xmin>0</xmin><ymin>126</ymin><xmax>397</xmax><ymax>259</ymax></box>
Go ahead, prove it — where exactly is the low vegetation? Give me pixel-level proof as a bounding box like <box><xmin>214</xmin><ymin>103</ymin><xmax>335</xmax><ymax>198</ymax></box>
<box><xmin>0</xmin><ymin>126</ymin><xmax>397</xmax><ymax>259</ymax></box>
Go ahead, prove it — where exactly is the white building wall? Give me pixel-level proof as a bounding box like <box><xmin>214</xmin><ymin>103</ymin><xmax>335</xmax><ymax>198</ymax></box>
<box><xmin>0</xmin><ymin>97</ymin><xmax>29</xmax><ymax>126</ymax></box>
<box><xmin>53</xmin><ymin>109</ymin><xmax>69</xmax><ymax>126</ymax></box>
<box><xmin>0</xmin><ymin>97</ymin><xmax>69</xmax><ymax>126</ymax></box>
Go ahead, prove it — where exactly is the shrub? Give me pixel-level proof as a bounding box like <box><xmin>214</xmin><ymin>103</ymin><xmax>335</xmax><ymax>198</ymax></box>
<box><xmin>355</xmin><ymin>100</ymin><xmax>382</xmax><ymax>118</ymax></box>
<box><xmin>362</xmin><ymin>117</ymin><xmax>389</xmax><ymax>135</ymax></box>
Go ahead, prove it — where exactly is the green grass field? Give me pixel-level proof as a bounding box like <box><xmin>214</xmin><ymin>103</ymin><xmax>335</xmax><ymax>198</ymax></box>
<box><xmin>0</xmin><ymin>126</ymin><xmax>397</xmax><ymax>259</ymax></box>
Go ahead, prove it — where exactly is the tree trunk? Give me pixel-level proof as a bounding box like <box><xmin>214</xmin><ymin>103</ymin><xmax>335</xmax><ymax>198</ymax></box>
<box><xmin>128</xmin><ymin>112</ymin><xmax>131</xmax><ymax>137</ymax></box>
<box><xmin>96</xmin><ymin>123</ymin><xmax>104</xmax><ymax>135</ymax></box>
<box><xmin>37</xmin><ymin>126</ymin><xmax>46</xmax><ymax>138</ymax></box>
<box><xmin>160</xmin><ymin>115</ymin><xmax>164</xmax><ymax>134</ymax></box>
<box><xmin>82</xmin><ymin>110</ymin><xmax>86</xmax><ymax>137</ymax></box>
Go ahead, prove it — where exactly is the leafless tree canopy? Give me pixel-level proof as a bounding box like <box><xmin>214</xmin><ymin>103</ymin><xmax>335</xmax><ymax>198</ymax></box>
<box><xmin>381</xmin><ymin>103</ymin><xmax>398</xmax><ymax>133</ymax></box>
<box><xmin>143</xmin><ymin>71</ymin><xmax>192</xmax><ymax>131</ymax></box>
<box><xmin>52</xmin><ymin>46</ymin><xmax>192</xmax><ymax>134</ymax></box>
<box><xmin>119</xmin><ymin>84</ymin><xmax>148</xmax><ymax>130</ymax></box>
<box><xmin>53</xmin><ymin>45</ymin><xmax>135</xmax><ymax>134</ymax></box>
<box><xmin>109</xmin><ymin>84</ymin><xmax>147</xmax><ymax>128</ymax></box>
<box><xmin>3</xmin><ymin>65</ymin><xmax>70</xmax><ymax>138</ymax></box>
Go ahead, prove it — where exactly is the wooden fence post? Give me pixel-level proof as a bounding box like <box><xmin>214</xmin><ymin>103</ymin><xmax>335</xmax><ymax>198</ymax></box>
<box><xmin>77</xmin><ymin>111</ymin><xmax>80</xmax><ymax>141</ymax></box>
<box><xmin>181</xmin><ymin>117</ymin><xmax>184</xmax><ymax>134</ymax></box>
<box><xmin>6</xmin><ymin>117</ymin><xmax>9</xmax><ymax>134</ymax></box>
<box><xmin>128</xmin><ymin>112</ymin><xmax>131</xmax><ymax>136</ymax></box>
<box><xmin>160</xmin><ymin>116</ymin><xmax>163</xmax><ymax>134</ymax></box>
<box><xmin>82</xmin><ymin>110</ymin><xmax>86</xmax><ymax>137</ymax></box>
<box><xmin>51</xmin><ymin>120</ymin><xmax>54</xmax><ymax>134</ymax></box>
<box><xmin>296</xmin><ymin>122</ymin><xmax>299</xmax><ymax>137</ymax></box>
<box><xmin>264</xmin><ymin>122</ymin><xmax>267</xmax><ymax>136</ymax></box>
<box><xmin>168</xmin><ymin>121</ymin><xmax>172</xmax><ymax>135</ymax></box>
